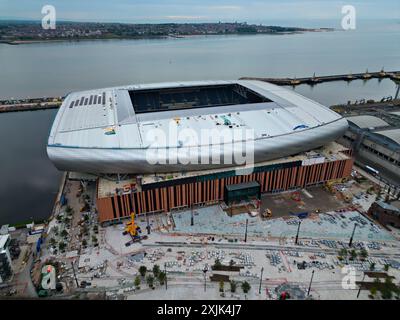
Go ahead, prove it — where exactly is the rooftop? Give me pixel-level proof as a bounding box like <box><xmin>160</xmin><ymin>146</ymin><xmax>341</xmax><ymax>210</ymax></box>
<box><xmin>375</xmin><ymin>200</ymin><xmax>400</xmax><ymax>216</ymax></box>
<box><xmin>374</xmin><ymin>128</ymin><xmax>400</xmax><ymax>146</ymax></box>
<box><xmin>48</xmin><ymin>80</ymin><xmax>343</xmax><ymax>150</ymax></box>
<box><xmin>347</xmin><ymin>115</ymin><xmax>389</xmax><ymax>129</ymax></box>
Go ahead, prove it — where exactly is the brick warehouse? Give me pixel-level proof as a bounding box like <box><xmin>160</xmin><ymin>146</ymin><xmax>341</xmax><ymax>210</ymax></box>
<box><xmin>96</xmin><ymin>142</ymin><xmax>354</xmax><ymax>224</ymax></box>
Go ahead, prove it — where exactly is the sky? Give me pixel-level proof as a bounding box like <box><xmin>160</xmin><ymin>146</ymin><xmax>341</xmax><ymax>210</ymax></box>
<box><xmin>0</xmin><ymin>0</ymin><xmax>399</xmax><ymax>23</ymax></box>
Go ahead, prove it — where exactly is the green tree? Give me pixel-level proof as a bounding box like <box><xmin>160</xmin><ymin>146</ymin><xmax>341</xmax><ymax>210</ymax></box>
<box><xmin>49</xmin><ymin>238</ymin><xmax>56</xmax><ymax>246</ymax></box>
<box><xmin>82</xmin><ymin>239</ymin><xmax>87</xmax><ymax>247</ymax></box>
<box><xmin>370</xmin><ymin>287</ymin><xmax>377</xmax><ymax>299</ymax></box>
<box><xmin>229</xmin><ymin>259</ymin><xmax>235</xmax><ymax>267</ymax></box>
<box><xmin>350</xmin><ymin>249</ymin><xmax>357</xmax><ymax>260</ymax></box>
<box><xmin>134</xmin><ymin>276</ymin><xmax>141</xmax><ymax>289</ymax></box>
<box><xmin>380</xmin><ymin>277</ymin><xmax>396</xmax><ymax>300</ymax></box>
<box><xmin>146</xmin><ymin>275</ymin><xmax>155</xmax><ymax>288</ymax></box>
<box><xmin>58</xmin><ymin>242</ymin><xmax>66</xmax><ymax>251</ymax></box>
<box><xmin>153</xmin><ymin>264</ymin><xmax>160</xmax><ymax>278</ymax></box>
<box><xmin>230</xmin><ymin>280</ymin><xmax>237</xmax><ymax>293</ymax></box>
<box><xmin>360</xmin><ymin>248</ymin><xmax>368</xmax><ymax>259</ymax></box>
<box><xmin>139</xmin><ymin>266</ymin><xmax>147</xmax><ymax>277</ymax></box>
<box><xmin>214</xmin><ymin>259</ymin><xmax>222</xmax><ymax>268</ymax></box>
<box><xmin>384</xmin><ymin>264</ymin><xmax>390</xmax><ymax>272</ymax></box>
<box><xmin>370</xmin><ymin>262</ymin><xmax>376</xmax><ymax>271</ymax></box>
<box><xmin>61</xmin><ymin>229</ymin><xmax>68</xmax><ymax>238</ymax></box>
<box><xmin>241</xmin><ymin>281</ymin><xmax>251</xmax><ymax>294</ymax></box>
<box><xmin>158</xmin><ymin>271</ymin><xmax>166</xmax><ymax>285</ymax></box>
<box><xmin>338</xmin><ymin>248</ymin><xmax>347</xmax><ymax>259</ymax></box>
<box><xmin>219</xmin><ymin>280</ymin><xmax>225</xmax><ymax>292</ymax></box>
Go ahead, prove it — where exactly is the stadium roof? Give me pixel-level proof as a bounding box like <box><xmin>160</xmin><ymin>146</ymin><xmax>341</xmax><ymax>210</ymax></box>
<box><xmin>347</xmin><ymin>115</ymin><xmax>389</xmax><ymax>129</ymax></box>
<box><xmin>49</xmin><ymin>80</ymin><xmax>344</xmax><ymax>149</ymax></box>
<box><xmin>374</xmin><ymin>128</ymin><xmax>400</xmax><ymax>146</ymax></box>
<box><xmin>47</xmin><ymin>80</ymin><xmax>347</xmax><ymax>174</ymax></box>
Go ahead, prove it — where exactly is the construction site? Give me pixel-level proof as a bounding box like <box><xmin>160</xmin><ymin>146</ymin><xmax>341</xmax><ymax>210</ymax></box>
<box><xmin>5</xmin><ymin>165</ymin><xmax>396</xmax><ymax>301</ymax></box>
<box><xmin>2</xmin><ymin>80</ymin><xmax>400</xmax><ymax>300</ymax></box>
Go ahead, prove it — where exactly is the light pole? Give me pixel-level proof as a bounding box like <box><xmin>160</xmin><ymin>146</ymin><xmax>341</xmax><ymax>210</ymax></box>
<box><xmin>349</xmin><ymin>223</ymin><xmax>358</xmax><ymax>247</ymax></box>
<box><xmin>357</xmin><ymin>272</ymin><xmax>366</xmax><ymax>298</ymax></box>
<box><xmin>258</xmin><ymin>267</ymin><xmax>264</xmax><ymax>294</ymax></box>
<box><xmin>191</xmin><ymin>206</ymin><xmax>194</xmax><ymax>226</ymax></box>
<box><xmin>164</xmin><ymin>262</ymin><xmax>167</xmax><ymax>290</ymax></box>
<box><xmin>307</xmin><ymin>270</ymin><xmax>315</xmax><ymax>297</ymax></box>
<box><xmin>295</xmin><ymin>220</ymin><xmax>302</xmax><ymax>245</ymax></box>
<box><xmin>71</xmin><ymin>261</ymin><xmax>79</xmax><ymax>288</ymax></box>
<box><xmin>203</xmin><ymin>265</ymin><xmax>208</xmax><ymax>292</ymax></box>
<box><xmin>244</xmin><ymin>219</ymin><xmax>248</xmax><ymax>243</ymax></box>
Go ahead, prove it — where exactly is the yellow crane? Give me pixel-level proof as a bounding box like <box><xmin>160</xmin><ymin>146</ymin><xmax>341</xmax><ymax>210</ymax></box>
<box><xmin>122</xmin><ymin>213</ymin><xmax>143</xmax><ymax>245</ymax></box>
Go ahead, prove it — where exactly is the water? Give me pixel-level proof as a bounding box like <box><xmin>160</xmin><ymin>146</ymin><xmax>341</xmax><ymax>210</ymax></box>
<box><xmin>0</xmin><ymin>19</ymin><xmax>399</xmax><ymax>225</ymax></box>
<box><xmin>0</xmin><ymin>109</ymin><xmax>61</xmax><ymax>225</ymax></box>
<box><xmin>0</xmin><ymin>20</ymin><xmax>399</xmax><ymax>99</ymax></box>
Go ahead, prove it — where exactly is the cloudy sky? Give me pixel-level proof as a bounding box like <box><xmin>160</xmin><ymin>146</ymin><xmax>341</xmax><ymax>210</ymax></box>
<box><xmin>1</xmin><ymin>0</ymin><xmax>399</xmax><ymax>23</ymax></box>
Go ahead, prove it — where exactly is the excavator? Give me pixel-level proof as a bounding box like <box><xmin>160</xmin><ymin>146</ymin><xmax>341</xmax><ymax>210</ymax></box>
<box><xmin>123</xmin><ymin>212</ymin><xmax>147</xmax><ymax>246</ymax></box>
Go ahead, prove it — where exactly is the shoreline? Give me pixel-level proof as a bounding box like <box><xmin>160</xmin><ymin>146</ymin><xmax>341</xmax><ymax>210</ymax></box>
<box><xmin>0</xmin><ymin>72</ymin><xmax>398</xmax><ymax>110</ymax></box>
<box><xmin>0</xmin><ymin>28</ymin><xmax>334</xmax><ymax>45</ymax></box>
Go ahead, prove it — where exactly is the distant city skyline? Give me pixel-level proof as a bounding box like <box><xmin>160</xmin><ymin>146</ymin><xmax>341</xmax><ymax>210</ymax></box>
<box><xmin>1</xmin><ymin>0</ymin><xmax>399</xmax><ymax>24</ymax></box>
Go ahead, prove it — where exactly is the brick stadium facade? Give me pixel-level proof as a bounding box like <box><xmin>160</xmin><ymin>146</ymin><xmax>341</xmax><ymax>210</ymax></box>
<box><xmin>96</xmin><ymin>143</ymin><xmax>354</xmax><ymax>224</ymax></box>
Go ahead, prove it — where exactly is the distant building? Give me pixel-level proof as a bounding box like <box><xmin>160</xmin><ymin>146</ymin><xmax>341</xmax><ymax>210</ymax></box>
<box><xmin>368</xmin><ymin>200</ymin><xmax>400</xmax><ymax>228</ymax></box>
<box><xmin>339</xmin><ymin>115</ymin><xmax>400</xmax><ymax>183</ymax></box>
<box><xmin>0</xmin><ymin>234</ymin><xmax>13</xmax><ymax>283</ymax></box>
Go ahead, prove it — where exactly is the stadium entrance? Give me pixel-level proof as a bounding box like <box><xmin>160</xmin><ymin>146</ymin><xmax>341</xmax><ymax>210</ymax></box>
<box><xmin>224</xmin><ymin>181</ymin><xmax>261</xmax><ymax>205</ymax></box>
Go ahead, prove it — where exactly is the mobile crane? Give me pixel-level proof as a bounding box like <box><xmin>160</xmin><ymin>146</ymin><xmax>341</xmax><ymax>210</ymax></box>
<box><xmin>123</xmin><ymin>212</ymin><xmax>147</xmax><ymax>246</ymax></box>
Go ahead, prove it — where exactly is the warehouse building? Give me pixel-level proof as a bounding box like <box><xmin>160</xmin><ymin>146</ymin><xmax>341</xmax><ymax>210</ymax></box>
<box><xmin>368</xmin><ymin>200</ymin><xmax>400</xmax><ymax>228</ymax></box>
<box><xmin>339</xmin><ymin>115</ymin><xmax>400</xmax><ymax>183</ymax></box>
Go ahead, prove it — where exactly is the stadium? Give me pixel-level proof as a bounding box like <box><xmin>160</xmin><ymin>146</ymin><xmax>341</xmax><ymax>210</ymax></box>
<box><xmin>47</xmin><ymin>80</ymin><xmax>353</xmax><ymax>224</ymax></box>
<box><xmin>47</xmin><ymin>80</ymin><xmax>348</xmax><ymax>174</ymax></box>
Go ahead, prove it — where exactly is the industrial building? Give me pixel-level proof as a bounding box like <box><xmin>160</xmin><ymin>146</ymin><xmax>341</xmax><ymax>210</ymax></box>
<box><xmin>339</xmin><ymin>114</ymin><xmax>400</xmax><ymax>183</ymax></box>
<box><xmin>368</xmin><ymin>200</ymin><xmax>400</xmax><ymax>228</ymax></box>
<box><xmin>47</xmin><ymin>80</ymin><xmax>347</xmax><ymax>174</ymax></box>
<box><xmin>0</xmin><ymin>234</ymin><xmax>13</xmax><ymax>283</ymax></box>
